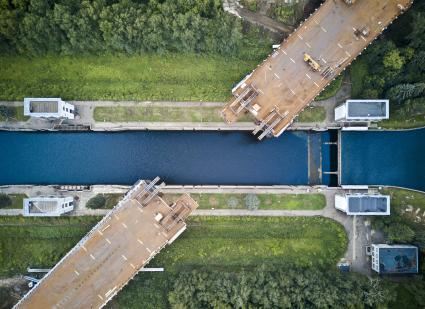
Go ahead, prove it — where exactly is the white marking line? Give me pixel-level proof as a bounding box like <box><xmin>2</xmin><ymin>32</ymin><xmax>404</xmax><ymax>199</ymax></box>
<box><xmin>289</xmin><ymin>89</ymin><xmax>296</xmax><ymax>95</ymax></box>
<box><xmin>289</xmin><ymin>58</ymin><xmax>295</xmax><ymax>64</ymax></box>
<box><xmin>137</xmin><ymin>207</ymin><xmax>143</xmax><ymax>213</ymax></box>
<box><xmin>121</xmin><ymin>222</ymin><xmax>128</xmax><ymax>229</ymax></box>
<box><xmin>321</xmin><ymin>58</ymin><xmax>327</xmax><ymax>64</ymax></box>
<box><xmin>361</xmin><ymin>36</ymin><xmax>367</xmax><ymax>42</ymax></box>
<box><xmin>146</xmin><ymin>247</ymin><xmax>152</xmax><ymax>253</ymax></box>
<box><xmin>121</xmin><ymin>254</ymin><xmax>128</xmax><ymax>261</ymax></box>
<box><xmin>137</xmin><ymin>238</ymin><xmax>144</xmax><ymax>245</ymax></box>
<box><xmin>297</xmin><ymin>34</ymin><xmax>303</xmax><ymax>40</ymax></box>
<box><xmin>321</xmin><ymin>26</ymin><xmax>327</xmax><ymax>33</ymax></box>
<box><xmin>154</xmin><ymin>223</ymin><xmax>160</xmax><ymax>229</ymax></box>
<box><xmin>278</xmin><ymin>83</ymin><xmax>283</xmax><ymax>88</ymax></box>
<box><xmin>130</xmin><ymin>263</ymin><xmax>136</xmax><ymax>269</ymax></box>
<box><xmin>337</xmin><ymin>43</ymin><xmax>343</xmax><ymax>49</ymax></box>
<box><xmin>273</xmin><ymin>73</ymin><xmax>280</xmax><ymax>79</ymax></box>
<box><xmin>161</xmin><ymin>232</ymin><xmax>168</xmax><ymax>237</ymax></box>
<box><xmin>114</xmin><ymin>214</ymin><xmax>119</xmax><ymax>220</ymax></box>
<box><xmin>282</xmin><ymin>50</ymin><xmax>287</xmax><ymax>55</ymax></box>
<box><xmin>81</xmin><ymin>245</ymin><xmax>87</xmax><ymax>252</ymax></box>
<box><xmin>74</xmin><ymin>270</ymin><xmax>80</xmax><ymax>276</ymax></box>
<box><xmin>352</xmin><ymin>27</ymin><xmax>357</xmax><ymax>31</ymax></box>
<box><xmin>314</xmin><ymin>19</ymin><xmax>319</xmax><ymax>25</ymax></box>
<box><xmin>97</xmin><ymin>230</ymin><xmax>103</xmax><ymax>236</ymax></box>
<box><xmin>98</xmin><ymin>295</ymin><xmax>104</xmax><ymax>301</ymax></box>
<box><xmin>305</xmin><ymin>42</ymin><xmax>312</xmax><ymax>48</ymax></box>
<box><xmin>105</xmin><ymin>238</ymin><xmax>111</xmax><ymax>244</ymax></box>
<box><xmin>258</xmin><ymin>88</ymin><xmax>264</xmax><ymax>94</ymax></box>
<box><xmin>101</xmin><ymin>225</ymin><xmax>110</xmax><ymax>232</ymax></box>
<box><xmin>345</xmin><ymin>51</ymin><xmax>351</xmax><ymax>57</ymax></box>
<box><xmin>305</xmin><ymin>73</ymin><xmax>311</xmax><ymax>79</ymax></box>
<box><xmin>90</xmin><ymin>254</ymin><xmax>96</xmax><ymax>260</ymax></box>
<box><xmin>314</xmin><ymin>82</ymin><xmax>320</xmax><ymax>88</ymax></box>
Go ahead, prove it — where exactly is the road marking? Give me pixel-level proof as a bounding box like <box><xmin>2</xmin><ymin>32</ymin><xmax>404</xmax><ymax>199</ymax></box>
<box><xmin>105</xmin><ymin>238</ymin><xmax>111</xmax><ymax>244</ymax></box>
<box><xmin>154</xmin><ymin>223</ymin><xmax>160</xmax><ymax>229</ymax></box>
<box><xmin>305</xmin><ymin>73</ymin><xmax>311</xmax><ymax>79</ymax></box>
<box><xmin>289</xmin><ymin>89</ymin><xmax>296</xmax><ymax>95</ymax></box>
<box><xmin>97</xmin><ymin>230</ymin><xmax>103</xmax><ymax>236</ymax></box>
<box><xmin>146</xmin><ymin>247</ymin><xmax>152</xmax><ymax>253</ymax></box>
<box><xmin>278</xmin><ymin>82</ymin><xmax>283</xmax><ymax>88</ymax></box>
<box><xmin>321</xmin><ymin>58</ymin><xmax>327</xmax><ymax>64</ymax></box>
<box><xmin>297</xmin><ymin>34</ymin><xmax>303</xmax><ymax>40</ymax></box>
<box><xmin>130</xmin><ymin>263</ymin><xmax>136</xmax><ymax>269</ymax></box>
<box><xmin>282</xmin><ymin>50</ymin><xmax>287</xmax><ymax>55</ymax></box>
<box><xmin>81</xmin><ymin>245</ymin><xmax>87</xmax><ymax>252</ymax></box>
<box><xmin>98</xmin><ymin>295</ymin><xmax>104</xmax><ymax>300</ymax></box>
<box><xmin>121</xmin><ymin>222</ymin><xmax>128</xmax><ymax>229</ymax></box>
<box><xmin>137</xmin><ymin>238</ymin><xmax>144</xmax><ymax>245</ymax></box>
<box><xmin>345</xmin><ymin>51</ymin><xmax>351</xmax><ymax>57</ymax></box>
<box><xmin>290</xmin><ymin>58</ymin><xmax>295</xmax><ymax>64</ymax></box>
<box><xmin>74</xmin><ymin>270</ymin><xmax>80</xmax><ymax>276</ymax></box>
<box><xmin>314</xmin><ymin>19</ymin><xmax>319</xmax><ymax>25</ymax></box>
<box><xmin>114</xmin><ymin>214</ymin><xmax>119</xmax><ymax>220</ymax></box>
<box><xmin>352</xmin><ymin>27</ymin><xmax>357</xmax><ymax>31</ymax></box>
<box><xmin>137</xmin><ymin>207</ymin><xmax>143</xmax><ymax>213</ymax></box>
<box><xmin>273</xmin><ymin>73</ymin><xmax>280</xmax><ymax>79</ymax></box>
<box><xmin>314</xmin><ymin>82</ymin><xmax>320</xmax><ymax>88</ymax></box>
<box><xmin>90</xmin><ymin>254</ymin><xmax>96</xmax><ymax>260</ymax></box>
<box><xmin>121</xmin><ymin>254</ymin><xmax>128</xmax><ymax>261</ymax></box>
<box><xmin>337</xmin><ymin>43</ymin><xmax>343</xmax><ymax>49</ymax></box>
<box><xmin>321</xmin><ymin>26</ymin><xmax>327</xmax><ymax>33</ymax></box>
<box><xmin>361</xmin><ymin>36</ymin><xmax>367</xmax><ymax>42</ymax></box>
<box><xmin>305</xmin><ymin>42</ymin><xmax>312</xmax><ymax>48</ymax></box>
<box><xmin>101</xmin><ymin>225</ymin><xmax>110</xmax><ymax>232</ymax></box>
<box><xmin>257</xmin><ymin>88</ymin><xmax>264</xmax><ymax>94</ymax></box>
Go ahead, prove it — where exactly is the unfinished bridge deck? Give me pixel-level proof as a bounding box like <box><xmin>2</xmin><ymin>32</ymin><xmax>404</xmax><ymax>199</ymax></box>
<box><xmin>14</xmin><ymin>179</ymin><xmax>198</xmax><ymax>309</ymax></box>
<box><xmin>222</xmin><ymin>0</ymin><xmax>413</xmax><ymax>138</ymax></box>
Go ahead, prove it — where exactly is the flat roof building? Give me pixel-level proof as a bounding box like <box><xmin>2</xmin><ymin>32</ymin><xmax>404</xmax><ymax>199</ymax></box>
<box><xmin>371</xmin><ymin>244</ymin><xmax>418</xmax><ymax>274</ymax></box>
<box><xmin>24</xmin><ymin>98</ymin><xmax>74</xmax><ymax>119</ymax></box>
<box><xmin>335</xmin><ymin>100</ymin><xmax>389</xmax><ymax>122</ymax></box>
<box><xmin>335</xmin><ymin>194</ymin><xmax>390</xmax><ymax>215</ymax></box>
<box><xmin>23</xmin><ymin>196</ymin><xmax>74</xmax><ymax>217</ymax></box>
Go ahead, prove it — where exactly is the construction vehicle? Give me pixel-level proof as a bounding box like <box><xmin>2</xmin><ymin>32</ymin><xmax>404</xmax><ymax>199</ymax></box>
<box><xmin>343</xmin><ymin>0</ymin><xmax>357</xmax><ymax>5</ymax></box>
<box><xmin>303</xmin><ymin>53</ymin><xmax>321</xmax><ymax>72</ymax></box>
<box><xmin>354</xmin><ymin>26</ymin><xmax>370</xmax><ymax>38</ymax></box>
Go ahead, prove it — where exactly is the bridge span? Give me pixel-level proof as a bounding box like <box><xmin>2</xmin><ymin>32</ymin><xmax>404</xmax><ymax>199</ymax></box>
<box><xmin>222</xmin><ymin>0</ymin><xmax>413</xmax><ymax>139</ymax></box>
<box><xmin>14</xmin><ymin>178</ymin><xmax>198</xmax><ymax>309</ymax></box>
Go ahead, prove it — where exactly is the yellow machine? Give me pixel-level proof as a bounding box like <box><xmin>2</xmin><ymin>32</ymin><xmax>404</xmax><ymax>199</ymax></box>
<box><xmin>343</xmin><ymin>0</ymin><xmax>357</xmax><ymax>5</ymax></box>
<box><xmin>303</xmin><ymin>53</ymin><xmax>321</xmax><ymax>72</ymax></box>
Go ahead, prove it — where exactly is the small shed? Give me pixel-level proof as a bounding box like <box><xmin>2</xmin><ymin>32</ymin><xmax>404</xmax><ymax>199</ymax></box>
<box><xmin>335</xmin><ymin>99</ymin><xmax>389</xmax><ymax>122</ymax></box>
<box><xmin>24</xmin><ymin>98</ymin><xmax>74</xmax><ymax>119</ymax></box>
<box><xmin>23</xmin><ymin>196</ymin><xmax>74</xmax><ymax>217</ymax></box>
<box><xmin>335</xmin><ymin>194</ymin><xmax>390</xmax><ymax>215</ymax></box>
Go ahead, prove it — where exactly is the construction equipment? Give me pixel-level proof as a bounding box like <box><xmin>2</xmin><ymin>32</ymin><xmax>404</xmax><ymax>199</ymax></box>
<box><xmin>343</xmin><ymin>0</ymin><xmax>357</xmax><ymax>5</ymax></box>
<box><xmin>303</xmin><ymin>53</ymin><xmax>321</xmax><ymax>72</ymax></box>
<box><xmin>354</xmin><ymin>26</ymin><xmax>370</xmax><ymax>38</ymax></box>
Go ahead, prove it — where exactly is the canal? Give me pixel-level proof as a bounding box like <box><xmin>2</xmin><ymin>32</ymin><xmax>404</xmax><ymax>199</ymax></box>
<box><xmin>0</xmin><ymin>129</ymin><xmax>423</xmax><ymax>191</ymax></box>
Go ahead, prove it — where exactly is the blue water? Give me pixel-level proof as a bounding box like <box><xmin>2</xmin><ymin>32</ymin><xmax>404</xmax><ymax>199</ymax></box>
<box><xmin>341</xmin><ymin>128</ymin><xmax>425</xmax><ymax>192</ymax></box>
<box><xmin>0</xmin><ymin>131</ymin><xmax>308</xmax><ymax>185</ymax></box>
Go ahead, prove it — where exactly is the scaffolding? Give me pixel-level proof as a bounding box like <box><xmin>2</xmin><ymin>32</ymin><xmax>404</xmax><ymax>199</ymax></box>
<box><xmin>253</xmin><ymin>107</ymin><xmax>289</xmax><ymax>140</ymax></box>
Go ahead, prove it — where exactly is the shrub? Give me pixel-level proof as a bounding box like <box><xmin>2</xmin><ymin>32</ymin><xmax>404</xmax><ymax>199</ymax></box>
<box><xmin>244</xmin><ymin>194</ymin><xmax>260</xmax><ymax>210</ymax></box>
<box><xmin>0</xmin><ymin>194</ymin><xmax>12</xmax><ymax>208</ymax></box>
<box><xmin>86</xmin><ymin>194</ymin><xmax>106</xmax><ymax>209</ymax></box>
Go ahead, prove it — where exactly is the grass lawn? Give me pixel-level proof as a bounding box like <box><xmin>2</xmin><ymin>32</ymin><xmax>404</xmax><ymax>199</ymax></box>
<box><xmin>350</xmin><ymin>59</ymin><xmax>368</xmax><ymax>98</ymax></box>
<box><xmin>0</xmin><ymin>54</ymin><xmax>263</xmax><ymax>102</ymax></box>
<box><xmin>0</xmin><ymin>216</ymin><xmax>101</xmax><ymax>277</ymax></box>
<box><xmin>86</xmin><ymin>193</ymin><xmax>123</xmax><ymax>209</ymax></box>
<box><xmin>0</xmin><ymin>106</ymin><xmax>29</xmax><ymax>122</ymax></box>
<box><xmin>0</xmin><ymin>194</ymin><xmax>27</xmax><ymax>209</ymax></box>
<box><xmin>380</xmin><ymin>187</ymin><xmax>425</xmax><ymax>211</ymax></box>
<box><xmin>315</xmin><ymin>75</ymin><xmax>343</xmax><ymax>101</ymax></box>
<box><xmin>115</xmin><ymin>216</ymin><xmax>347</xmax><ymax>308</ymax></box>
<box><xmin>161</xmin><ymin>193</ymin><xmax>326</xmax><ymax>210</ymax></box>
<box><xmin>296</xmin><ymin>106</ymin><xmax>326</xmax><ymax>123</ymax></box>
<box><xmin>380</xmin><ymin>98</ymin><xmax>425</xmax><ymax>129</ymax></box>
<box><xmin>93</xmin><ymin>105</ymin><xmax>254</xmax><ymax>123</ymax></box>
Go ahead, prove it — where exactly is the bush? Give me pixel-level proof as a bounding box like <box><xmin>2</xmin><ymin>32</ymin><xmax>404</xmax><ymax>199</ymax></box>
<box><xmin>0</xmin><ymin>194</ymin><xmax>12</xmax><ymax>208</ymax></box>
<box><xmin>244</xmin><ymin>194</ymin><xmax>260</xmax><ymax>210</ymax></box>
<box><xmin>86</xmin><ymin>194</ymin><xmax>106</xmax><ymax>209</ymax></box>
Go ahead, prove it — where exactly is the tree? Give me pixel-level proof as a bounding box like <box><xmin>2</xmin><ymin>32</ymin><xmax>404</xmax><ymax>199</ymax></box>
<box><xmin>86</xmin><ymin>194</ymin><xmax>106</xmax><ymax>209</ymax></box>
<box><xmin>244</xmin><ymin>194</ymin><xmax>260</xmax><ymax>210</ymax></box>
<box><xmin>227</xmin><ymin>197</ymin><xmax>239</xmax><ymax>209</ymax></box>
<box><xmin>383</xmin><ymin>49</ymin><xmax>405</xmax><ymax>71</ymax></box>
<box><xmin>385</xmin><ymin>222</ymin><xmax>415</xmax><ymax>243</ymax></box>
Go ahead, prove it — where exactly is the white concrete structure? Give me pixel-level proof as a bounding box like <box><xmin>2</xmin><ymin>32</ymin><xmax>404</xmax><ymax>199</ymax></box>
<box><xmin>23</xmin><ymin>196</ymin><xmax>74</xmax><ymax>217</ymax></box>
<box><xmin>24</xmin><ymin>98</ymin><xmax>74</xmax><ymax>119</ymax></box>
<box><xmin>371</xmin><ymin>244</ymin><xmax>418</xmax><ymax>274</ymax></box>
<box><xmin>335</xmin><ymin>194</ymin><xmax>390</xmax><ymax>215</ymax></box>
<box><xmin>335</xmin><ymin>99</ymin><xmax>389</xmax><ymax>122</ymax></box>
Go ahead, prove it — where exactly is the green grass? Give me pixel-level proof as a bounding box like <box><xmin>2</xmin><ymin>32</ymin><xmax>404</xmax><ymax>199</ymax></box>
<box><xmin>0</xmin><ymin>216</ymin><xmax>101</xmax><ymax>277</ymax></box>
<box><xmin>93</xmin><ymin>105</ymin><xmax>254</xmax><ymax>123</ymax></box>
<box><xmin>296</xmin><ymin>106</ymin><xmax>326</xmax><ymax>123</ymax></box>
<box><xmin>0</xmin><ymin>194</ymin><xmax>27</xmax><ymax>209</ymax></box>
<box><xmin>104</xmin><ymin>194</ymin><xmax>123</xmax><ymax>209</ymax></box>
<box><xmin>115</xmin><ymin>216</ymin><xmax>347</xmax><ymax>308</ymax></box>
<box><xmin>0</xmin><ymin>106</ymin><xmax>29</xmax><ymax>122</ymax></box>
<box><xmin>315</xmin><ymin>75</ymin><xmax>343</xmax><ymax>101</ymax></box>
<box><xmin>381</xmin><ymin>98</ymin><xmax>425</xmax><ymax>129</ymax></box>
<box><xmin>0</xmin><ymin>54</ymin><xmax>264</xmax><ymax>102</ymax></box>
<box><xmin>380</xmin><ymin>187</ymin><xmax>425</xmax><ymax>212</ymax></box>
<box><xmin>350</xmin><ymin>59</ymin><xmax>368</xmax><ymax>98</ymax></box>
<box><xmin>162</xmin><ymin>193</ymin><xmax>326</xmax><ymax>210</ymax></box>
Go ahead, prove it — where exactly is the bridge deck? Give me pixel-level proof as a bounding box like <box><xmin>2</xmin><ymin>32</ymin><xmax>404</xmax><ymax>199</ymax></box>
<box><xmin>222</xmin><ymin>0</ymin><xmax>413</xmax><ymax>137</ymax></box>
<box><xmin>15</xmin><ymin>181</ymin><xmax>198</xmax><ymax>309</ymax></box>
